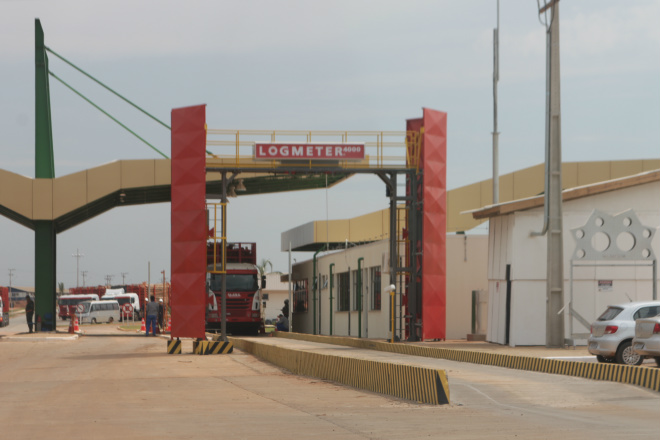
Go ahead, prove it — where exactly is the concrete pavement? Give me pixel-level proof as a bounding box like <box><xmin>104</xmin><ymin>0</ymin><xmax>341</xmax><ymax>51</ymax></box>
<box><xmin>1</xmin><ymin>324</ymin><xmax>659</xmax><ymax>439</ymax></box>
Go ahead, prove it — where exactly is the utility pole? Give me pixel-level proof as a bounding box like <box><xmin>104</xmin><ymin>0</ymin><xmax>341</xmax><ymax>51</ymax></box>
<box><xmin>492</xmin><ymin>0</ymin><xmax>500</xmax><ymax>204</ymax></box>
<box><xmin>72</xmin><ymin>249</ymin><xmax>84</xmax><ymax>287</ymax></box>
<box><xmin>537</xmin><ymin>0</ymin><xmax>564</xmax><ymax>348</ymax></box>
<box><xmin>161</xmin><ymin>270</ymin><xmax>166</xmax><ymax>303</ymax></box>
<box><xmin>121</xmin><ymin>272</ymin><xmax>128</xmax><ymax>285</ymax></box>
<box><xmin>105</xmin><ymin>274</ymin><xmax>113</xmax><ymax>286</ymax></box>
<box><xmin>8</xmin><ymin>269</ymin><xmax>15</xmax><ymax>308</ymax></box>
<box><xmin>81</xmin><ymin>270</ymin><xmax>88</xmax><ymax>287</ymax></box>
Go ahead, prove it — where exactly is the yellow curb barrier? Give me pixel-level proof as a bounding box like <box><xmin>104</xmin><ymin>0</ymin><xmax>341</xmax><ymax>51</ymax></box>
<box><xmin>273</xmin><ymin>332</ymin><xmax>660</xmax><ymax>393</ymax></box>
<box><xmin>230</xmin><ymin>337</ymin><xmax>449</xmax><ymax>405</ymax></box>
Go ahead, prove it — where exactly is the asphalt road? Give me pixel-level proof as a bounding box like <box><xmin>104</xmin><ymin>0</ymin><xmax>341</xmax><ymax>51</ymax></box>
<box><xmin>1</xmin><ymin>322</ymin><xmax>659</xmax><ymax>439</ymax></box>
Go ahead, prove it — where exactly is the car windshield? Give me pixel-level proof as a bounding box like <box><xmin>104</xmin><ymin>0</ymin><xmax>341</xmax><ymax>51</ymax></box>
<box><xmin>79</xmin><ymin>302</ymin><xmax>92</xmax><ymax>313</ymax></box>
<box><xmin>597</xmin><ymin>306</ymin><xmax>623</xmax><ymax>321</ymax></box>
<box><xmin>209</xmin><ymin>273</ymin><xmax>258</xmax><ymax>292</ymax></box>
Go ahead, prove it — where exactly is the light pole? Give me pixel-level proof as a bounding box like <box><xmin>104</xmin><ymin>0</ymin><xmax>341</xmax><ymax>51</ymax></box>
<box><xmin>492</xmin><ymin>0</ymin><xmax>500</xmax><ymax>204</ymax></box>
<box><xmin>72</xmin><ymin>249</ymin><xmax>84</xmax><ymax>287</ymax></box>
<box><xmin>535</xmin><ymin>0</ymin><xmax>564</xmax><ymax>348</ymax></box>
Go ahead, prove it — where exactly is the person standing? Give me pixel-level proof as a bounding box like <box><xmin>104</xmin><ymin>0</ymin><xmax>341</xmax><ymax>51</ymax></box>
<box><xmin>25</xmin><ymin>295</ymin><xmax>35</xmax><ymax>333</ymax></box>
<box><xmin>158</xmin><ymin>299</ymin><xmax>164</xmax><ymax>331</ymax></box>
<box><xmin>281</xmin><ymin>299</ymin><xmax>289</xmax><ymax>319</ymax></box>
<box><xmin>145</xmin><ymin>295</ymin><xmax>159</xmax><ymax>336</ymax></box>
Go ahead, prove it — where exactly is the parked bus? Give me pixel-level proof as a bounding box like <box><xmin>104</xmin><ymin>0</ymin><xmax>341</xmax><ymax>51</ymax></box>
<box><xmin>58</xmin><ymin>294</ymin><xmax>100</xmax><ymax>320</ymax></box>
<box><xmin>0</xmin><ymin>287</ymin><xmax>9</xmax><ymax>327</ymax></box>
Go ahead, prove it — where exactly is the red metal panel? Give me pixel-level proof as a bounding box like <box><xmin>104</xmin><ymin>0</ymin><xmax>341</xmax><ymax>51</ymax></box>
<box><xmin>421</xmin><ymin>108</ymin><xmax>447</xmax><ymax>340</ymax></box>
<box><xmin>171</xmin><ymin>105</ymin><xmax>207</xmax><ymax>339</ymax></box>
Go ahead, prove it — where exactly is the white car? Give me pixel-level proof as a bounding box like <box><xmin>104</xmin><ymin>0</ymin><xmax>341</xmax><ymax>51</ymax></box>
<box><xmin>588</xmin><ymin>301</ymin><xmax>660</xmax><ymax>365</ymax></box>
<box><xmin>633</xmin><ymin>315</ymin><xmax>660</xmax><ymax>367</ymax></box>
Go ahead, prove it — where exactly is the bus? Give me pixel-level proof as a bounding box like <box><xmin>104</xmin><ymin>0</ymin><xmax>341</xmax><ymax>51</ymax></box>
<box><xmin>58</xmin><ymin>294</ymin><xmax>100</xmax><ymax>320</ymax></box>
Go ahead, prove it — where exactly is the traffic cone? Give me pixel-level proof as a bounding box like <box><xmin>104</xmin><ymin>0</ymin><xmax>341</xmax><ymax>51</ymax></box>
<box><xmin>139</xmin><ymin>318</ymin><xmax>146</xmax><ymax>333</ymax></box>
<box><xmin>166</xmin><ymin>318</ymin><xmax>171</xmax><ymax>333</ymax></box>
<box><xmin>73</xmin><ymin>316</ymin><xmax>81</xmax><ymax>333</ymax></box>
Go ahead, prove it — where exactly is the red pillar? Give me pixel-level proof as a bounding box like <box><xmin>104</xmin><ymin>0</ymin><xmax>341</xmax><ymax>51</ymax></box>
<box><xmin>420</xmin><ymin>109</ymin><xmax>447</xmax><ymax>340</ymax></box>
<box><xmin>171</xmin><ymin>105</ymin><xmax>207</xmax><ymax>339</ymax></box>
<box><xmin>407</xmin><ymin>109</ymin><xmax>447</xmax><ymax>341</ymax></box>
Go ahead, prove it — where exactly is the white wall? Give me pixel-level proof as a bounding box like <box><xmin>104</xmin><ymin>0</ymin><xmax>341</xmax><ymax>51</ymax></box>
<box><xmin>290</xmin><ymin>235</ymin><xmax>488</xmax><ymax>340</ymax></box>
<box><xmin>487</xmin><ymin>180</ymin><xmax>660</xmax><ymax>346</ymax></box>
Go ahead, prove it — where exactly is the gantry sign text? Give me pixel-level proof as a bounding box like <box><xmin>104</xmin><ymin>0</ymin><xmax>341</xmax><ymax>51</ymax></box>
<box><xmin>254</xmin><ymin>143</ymin><xmax>365</xmax><ymax>160</ymax></box>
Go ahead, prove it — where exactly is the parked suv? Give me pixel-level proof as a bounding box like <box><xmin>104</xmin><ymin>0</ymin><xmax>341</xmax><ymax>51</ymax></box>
<box><xmin>633</xmin><ymin>314</ymin><xmax>660</xmax><ymax>367</ymax></box>
<box><xmin>588</xmin><ymin>301</ymin><xmax>660</xmax><ymax>365</ymax></box>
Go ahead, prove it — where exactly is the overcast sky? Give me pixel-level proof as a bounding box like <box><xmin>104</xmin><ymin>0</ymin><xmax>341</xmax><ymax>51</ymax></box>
<box><xmin>0</xmin><ymin>1</ymin><xmax>658</xmax><ymax>289</ymax></box>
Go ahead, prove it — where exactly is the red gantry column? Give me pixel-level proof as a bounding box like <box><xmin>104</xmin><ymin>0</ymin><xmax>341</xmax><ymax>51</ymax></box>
<box><xmin>171</xmin><ymin>105</ymin><xmax>207</xmax><ymax>339</ymax></box>
<box><xmin>406</xmin><ymin>108</ymin><xmax>447</xmax><ymax>341</ymax></box>
<box><xmin>420</xmin><ymin>109</ymin><xmax>447</xmax><ymax>341</ymax></box>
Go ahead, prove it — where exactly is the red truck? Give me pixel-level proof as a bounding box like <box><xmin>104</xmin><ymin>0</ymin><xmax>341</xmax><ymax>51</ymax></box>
<box><xmin>206</xmin><ymin>242</ymin><xmax>265</xmax><ymax>335</ymax></box>
<box><xmin>0</xmin><ymin>287</ymin><xmax>9</xmax><ymax>327</ymax></box>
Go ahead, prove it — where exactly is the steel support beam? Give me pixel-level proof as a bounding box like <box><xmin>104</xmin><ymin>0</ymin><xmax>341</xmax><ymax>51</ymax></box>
<box><xmin>34</xmin><ymin>19</ymin><xmax>57</xmax><ymax>331</ymax></box>
<box><xmin>407</xmin><ymin>171</ymin><xmax>422</xmax><ymax>342</ymax></box>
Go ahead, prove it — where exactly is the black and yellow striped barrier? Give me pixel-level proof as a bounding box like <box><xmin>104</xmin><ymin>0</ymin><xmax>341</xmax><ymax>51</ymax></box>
<box><xmin>192</xmin><ymin>340</ymin><xmax>206</xmax><ymax>354</ymax></box>
<box><xmin>167</xmin><ymin>339</ymin><xmax>181</xmax><ymax>354</ymax></box>
<box><xmin>207</xmin><ymin>341</ymin><xmax>233</xmax><ymax>354</ymax></box>
<box><xmin>192</xmin><ymin>340</ymin><xmax>233</xmax><ymax>355</ymax></box>
<box><xmin>273</xmin><ymin>332</ymin><xmax>660</xmax><ymax>393</ymax></box>
<box><xmin>230</xmin><ymin>337</ymin><xmax>449</xmax><ymax>405</ymax></box>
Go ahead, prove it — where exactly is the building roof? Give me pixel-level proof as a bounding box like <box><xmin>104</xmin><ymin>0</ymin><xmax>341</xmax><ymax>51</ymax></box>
<box><xmin>281</xmin><ymin>159</ymin><xmax>660</xmax><ymax>251</ymax></box>
<box><xmin>470</xmin><ymin>169</ymin><xmax>660</xmax><ymax>220</ymax></box>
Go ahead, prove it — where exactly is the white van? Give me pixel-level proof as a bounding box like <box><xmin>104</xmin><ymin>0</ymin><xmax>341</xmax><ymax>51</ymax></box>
<box><xmin>101</xmin><ymin>293</ymin><xmax>141</xmax><ymax>319</ymax></box>
<box><xmin>77</xmin><ymin>300</ymin><xmax>120</xmax><ymax>324</ymax></box>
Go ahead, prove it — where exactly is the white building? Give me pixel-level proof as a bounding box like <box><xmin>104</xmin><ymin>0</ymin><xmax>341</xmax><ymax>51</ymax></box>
<box><xmin>471</xmin><ymin>170</ymin><xmax>660</xmax><ymax>346</ymax></box>
<box><xmin>286</xmin><ymin>234</ymin><xmax>488</xmax><ymax>340</ymax></box>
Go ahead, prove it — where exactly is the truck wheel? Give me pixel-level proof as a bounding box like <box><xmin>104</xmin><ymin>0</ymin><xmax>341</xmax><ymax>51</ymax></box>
<box><xmin>91</xmin><ymin>318</ymin><xmax>97</xmax><ymax>324</ymax></box>
<box><xmin>108</xmin><ymin>317</ymin><xmax>114</xmax><ymax>323</ymax></box>
<box><xmin>655</xmin><ymin>357</ymin><xmax>660</xmax><ymax>367</ymax></box>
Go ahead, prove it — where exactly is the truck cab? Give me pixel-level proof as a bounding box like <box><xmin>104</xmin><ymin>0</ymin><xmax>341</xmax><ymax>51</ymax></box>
<box><xmin>206</xmin><ymin>242</ymin><xmax>265</xmax><ymax>335</ymax></box>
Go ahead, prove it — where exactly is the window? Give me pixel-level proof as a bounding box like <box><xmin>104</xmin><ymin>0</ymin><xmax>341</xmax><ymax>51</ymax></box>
<box><xmin>338</xmin><ymin>272</ymin><xmax>350</xmax><ymax>311</ymax></box>
<box><xmin>209</xmin><ymin>272</ymin><xmax>258</xmax><ymax>292</ymax></box>
<box><xmin>293</xmin><ymin>280</ymin><xmax>308</xmax><ymax>312</ymax></box>
<box><xmin>634</xmin><ymin>306</ymin><xmax>660</xmax><ymax>320</ymax></box>
<box><xmin>370</xmin><ymin>266</ymin><xmax>381</xmax><ymax>310</ymax></box>
<box><xmin>598</xmin><ymin>307</ymin><xmax>623</xmax><ymax>321</ymax></box>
